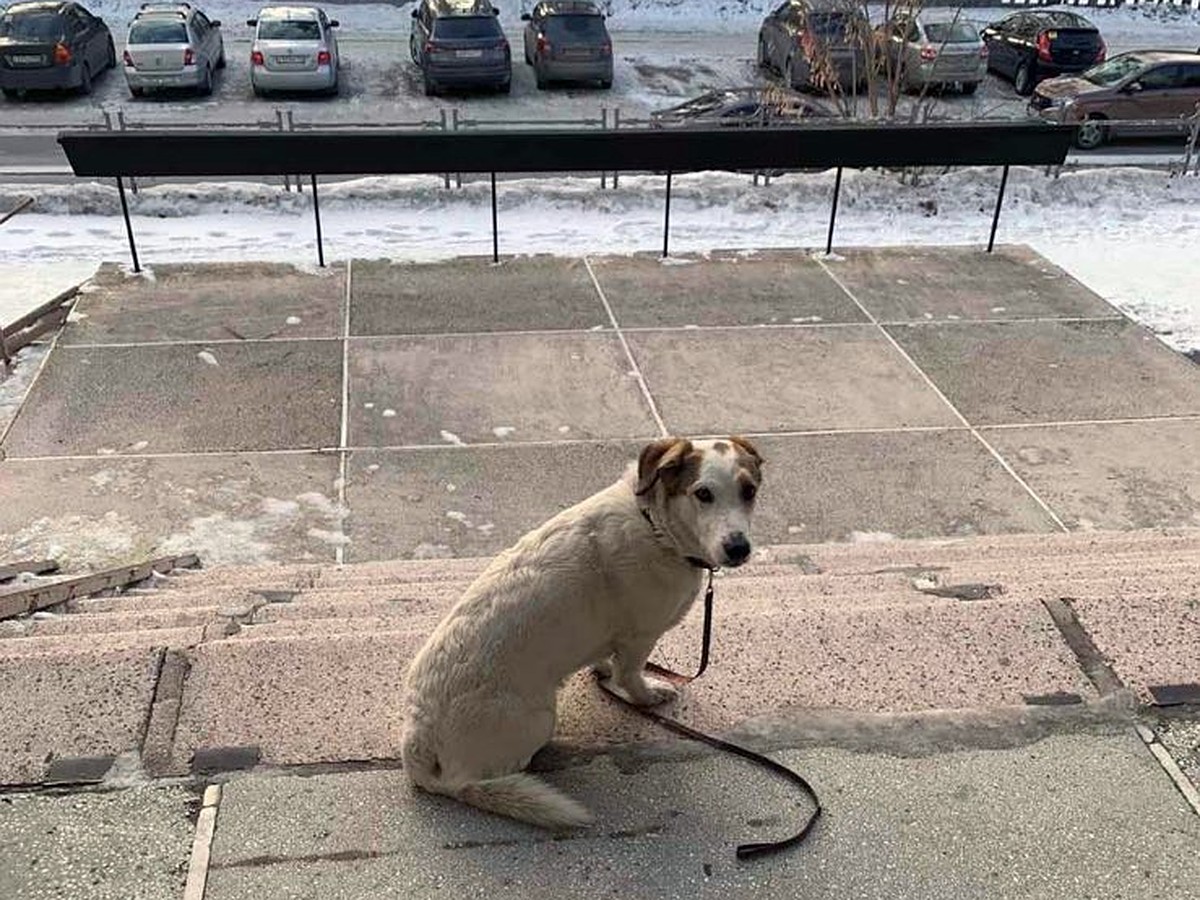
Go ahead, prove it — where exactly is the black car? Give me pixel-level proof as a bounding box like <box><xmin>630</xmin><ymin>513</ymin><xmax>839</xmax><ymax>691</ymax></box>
<box><xmin>981</xmin><ymin>10</ymin><xmax>1106</xmax><ymax>96</ymax></box>
<box><xmin>0</xmin><ymin>0</ymin><xmax>115</xmax><ymax>98</ymax></box>
<box><xmin>410</xmin><ymin>0</ymin><xmax>511</xmax><ymax>96</ymax></box>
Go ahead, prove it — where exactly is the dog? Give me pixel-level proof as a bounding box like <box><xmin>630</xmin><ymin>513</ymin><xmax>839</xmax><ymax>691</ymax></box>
<box><xmin>400</xmin><ymin>435</ymin><xmax>763</xmax><ymax>829</ymax></box>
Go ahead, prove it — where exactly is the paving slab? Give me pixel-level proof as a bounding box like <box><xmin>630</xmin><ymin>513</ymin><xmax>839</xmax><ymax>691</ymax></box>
<box><xmin>0</xmin><ymin>784</ymin><xmax>194</xmax><ymax>900</ymax></box>
<box><xmin>886</xmin><ymin>319</ymin><xmax>1200</xmax><ymax>425</ymax></box>
<box><xmin>347</xmin><ymin>333</ymin><xmax>657</xmax><ymax>446</ymax></box>
<box><xmin>1</xmin><ymin>341</ymin><xmax>341</xmax><ymax>456</ymax></box>
<box><xmin>170</xmin><ymin>632</ymin><xmax>427</xmax><ymax>773</ymax></box>
<box><xmin>0</xmin><ymin>646</ymin><xmax>161</xmax><ymax>785</ymax></box>
<box><xmin>61</xmin><ymin>262</ymin><xmax>346</xmax><ymax>345</ymax></box>
<box><xmin>627</xmin><ymin>326</ymin><xmax>957</xmax><ymax>434</ymax></box>
<box><xmin>343</xmin><ymin>442</ymin><xmax>635</xmax><ymax>561</ymax></box>
<box><xmin>555</xmin><ymin>595</ymin><xmax>1093</xmax><ymax>745</ymax></box>
<box><xmin>745</xmin><ymin>431</ymin><xmax>1059</xmax><ymax>543</ymax></box>
<box><xmin>983</xmin><ymin>419</ymin><xmax>1200</xmax><ymax>530</ymax></box>
<box><xmin>0</xmin><ymin>452</ymin><xmax>341</xmax><ymax>569</ymax></box>
<box><xmin>350</xmin><ymin>256</ymin><xmax>607</xmax><ymax>336</ymax></box>
<box><xmin>588</xmin><ymin>250</ymin><xmax>865</xmax><ymax>328</ymax></box>
<box><xmin>828</xmin><ymin>245</ymin><xmax>1116</xmax><ymax>322</ymax></box>
<box><xmin>1068</xmin><ymin>593</ymin><xmax>1200</xmax><ymax>704</ymax></box>
<box><xmin>203</xmin><ymin>729</ymin><xmax>1200</xmax><ymax>900</ymax></box>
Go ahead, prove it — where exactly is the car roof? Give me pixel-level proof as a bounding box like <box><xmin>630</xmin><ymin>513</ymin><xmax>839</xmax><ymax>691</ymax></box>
<box><xmin>1028</xmin><ymin>10</ymin><xmax>1094</xmax><ymax>27</ymax></box>
<box><xmin>1130</xmin><ymin>49</ymin><xmax>1200</xmax><ymax>62</ymax></box>
<box><xmin>135</xmin><ymin>2</ymin><xmax>195</xmax><ymax>18</ymax></box>
<box><xmin>4</xmin><ymin>1</ymin><xmax>71</xmax><ymax>13</ymax></box>
<box><xmin>534</xmin><ymin>1</ymin><xmax>602</xmax><ymax>15</ymax></box>
<box><xmin>429</xmin><ymin>0</ymin><xmax>493</xmax><ymax>15</ymax></box>
<box><xmin>258</xmin><ymin>5</ymin><xmax>321</xmax><ymax>20</ymax></box>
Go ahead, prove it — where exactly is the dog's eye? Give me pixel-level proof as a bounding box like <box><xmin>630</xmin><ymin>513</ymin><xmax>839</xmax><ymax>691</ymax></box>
<box><xmin>694</xmin><ymin>487</ymin><xmax>715</xmax><ymax>504</ymax></box>
<box><xmin>742</xmin><ymin>484</ymin><xmax>757</xmax><ymax>503</ymax></box>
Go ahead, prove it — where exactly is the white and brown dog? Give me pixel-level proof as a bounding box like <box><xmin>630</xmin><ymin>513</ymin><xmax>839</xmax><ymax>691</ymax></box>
<box><xmin>401</xmin><ymin>436</ymin><xmax>763</xmax><ymax>828</ymax></box>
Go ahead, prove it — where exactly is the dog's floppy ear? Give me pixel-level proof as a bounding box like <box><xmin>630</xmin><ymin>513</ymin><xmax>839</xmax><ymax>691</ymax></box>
<box><xmin>636</xmin><ymin>437</ymin><xmax>694</xmax><ymax>496</ymax></box>
<box><xmin>729</xmin><ymin>435</ymin><xmax>764</xmax><ymax>480</ymax></box>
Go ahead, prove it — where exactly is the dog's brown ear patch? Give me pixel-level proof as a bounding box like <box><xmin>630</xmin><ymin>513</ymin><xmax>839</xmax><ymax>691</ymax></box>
<box><xmin>636</xmin><ymin>437</ymin><xmax>694</xmax><ymax>496</ymax></box>
<box><xmin>729</xmin><ymin>435</ymin><xmax>764</xmax><ymax>482</ymax></box>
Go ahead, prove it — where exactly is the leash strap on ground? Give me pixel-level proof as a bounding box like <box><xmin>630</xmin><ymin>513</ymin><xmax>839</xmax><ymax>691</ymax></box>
<box><xmin>598</xmin><ymin>568</ymin><xmax>822</xmax><ymax>859</ymax></box>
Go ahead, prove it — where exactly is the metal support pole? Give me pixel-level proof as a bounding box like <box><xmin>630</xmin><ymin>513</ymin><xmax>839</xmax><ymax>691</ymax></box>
<box><xmin>490</xmin><ymin>171</ymin><xmax>499</xmax><ymax>263</ymax></box>
<box><xmin>311</xmin><ymin>175</ymin><xmax>325</xmax><ymax>268</ymax></box>
<box><xmin>453</xmin><ymin>109</ymin><xmax>462</xmax><ymax>189</ymax></box>
<box><xmin>825</xmin><ymin>166</ymin><xmax>843</xmax><ymax>256</ymax></box>
<box><xmin>612</xmin><ymin>108</ymin><xmax>620</xmax><ymax>189</ymax></box>
<box><xmin>662</xmin><ymin>171</ymin><xmax>672</xmax><ymax>258</ymax></box>
<box><xmin>440</xmin><ymin>109</ymin><xmax>451</xmax><ymax>190</ymax></box>
<box><xmin>987</xmin><ymin>164</ymin><xmax>1009</xmax><ymax>254</ymax></box>
<box><xmin>116</xmin><ymin>176</ymin><xmax>140</xmax><ymax>273</ymax></box>
<box><xmin>600</xmin><ymin>107</ymin><xmax>608</xmax><ymax>189</ymax></box>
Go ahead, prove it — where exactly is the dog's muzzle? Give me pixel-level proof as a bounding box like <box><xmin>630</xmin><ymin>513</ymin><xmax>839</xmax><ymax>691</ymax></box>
<box><xmin>722</xmin><ymin>533</ymin><xmax>751</xmax><ymax>567</ymax></box>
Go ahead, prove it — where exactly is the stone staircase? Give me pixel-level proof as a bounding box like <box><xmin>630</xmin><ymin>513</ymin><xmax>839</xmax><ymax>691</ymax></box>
<box><xmin>2</xmin><ymin>530</ymin><xmax>1198</xmax><ymax>788</ymax></box>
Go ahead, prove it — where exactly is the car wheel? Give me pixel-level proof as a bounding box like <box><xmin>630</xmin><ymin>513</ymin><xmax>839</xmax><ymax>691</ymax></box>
<box><xmin>961</xmin><ymin>81</ymin><xmax>978</xmax><ymax>96</ymax></box>
<box><xmin>106</xmin><ymin>39</ymin><xmax>116</xmax><ymax>69</ymax></box>
<box><xmin>129</xmin><ymin>85</ymin><xmax>144</xmax><ymax>98</ymax></box>
<box><xmin>599</xmin><ymin>78</ymin><xmax>612</xmax><ymax>90</ymax></box>
<box><xmin>535</xmin><ymin>67</ymin><xmax>547</xmax><ymax>90</ymax></box>
<box><xmin>423</xmin><ymin>77</ymin><xmax>435</xmax><ymax>97</ymax></box>
<box><xmin>1014</xmin><ymin>60</ymin><xmax>1035</xmax><ymax>97</ymax></box>
<box><xmin>410</xmin><ymin>37</ymin><xmax>419</xmax><ymax>65</ymax></box>
<box><xmin>1</xmin><ymin>87</ymin><xmax>18</xmax><ymax>100</ymax></box>
<box><xmin>252</xmin><ymin>85</ymin><xmax>267</xmax><ymax>98</ymax></box>
<box><xmin>79</xmin><ymin>64</ymin><xmax>93</xmax><ymax>95</ymax></box>
<box><xmin>757</xmin><ymin>37</ymin><xmax>769</xmax><ymax>70</ymax></box>
<box><xmin>217</xmin><ymin>51</ymin><xmax>226</xmax><ymax>70</ymax></box>
<box><xmin>198</xmin><ymin>65</ymin><xmax>213</xmax><ymax>96</ymax></box>
<box><xmin>497</xmin><ymin>79</ymin><xmax>511</xmax><ymax>95</ymax></box>
<box><xmin>1074</xmin><ymin>115</ymin><xmax>1108</xmax><ymax>150</ymax></box>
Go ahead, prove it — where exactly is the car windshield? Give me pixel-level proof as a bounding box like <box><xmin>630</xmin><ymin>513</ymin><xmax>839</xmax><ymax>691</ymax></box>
<box><xmin>433</xmin><ymin>16</ymin><xmax>501</xmax><ymax>40</ymax></box>
<box><xmin>544</xmin><ymin>15</ymin><xmax>605</xmax><ymax>39</ymax></box>
<box><xmin>257</xmin><ymin>19</ymin><xmax>320</xmax><ymax>40</ymax></box>
<box><xmin>1042</xmin><ymin>12</ymin><xmax>1090</xmax><ymax>28</ymax></box>
<box><xmin>0</xmin><ymin>12</ymin><xmax>64</xmax><ymax>40</ymax></box>
<box><xmin>129</xmin><ymin>21</ymin><xmax>189</xmax><ymax>44</ymax></box>
<box><xmin>924</xmin><ymin>22</ymin><xmax>977</xmax><ymax>44</ymax></box>
<box><xmin>806</xmin><ymin>12</ymin><xmax>852</xmax><ymax>37</ymax></box>
<box><xmin>1084</xmin><ymin>55</ymin><xmax>1146</xmax><ymax>86</ymax></box>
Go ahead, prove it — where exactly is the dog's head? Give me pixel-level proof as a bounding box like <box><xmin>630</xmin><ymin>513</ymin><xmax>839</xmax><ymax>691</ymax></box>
<box><xmin>635</xmin><ymin>435</ymin><xmax>763</xmax><ymax>569</ymax></box>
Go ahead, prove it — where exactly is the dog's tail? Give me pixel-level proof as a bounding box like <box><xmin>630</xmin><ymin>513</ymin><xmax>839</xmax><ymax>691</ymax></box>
<box><xmin>457</xmin><ymin>773</ymin><xmax>594</xmax><ymax>831</ymax></box>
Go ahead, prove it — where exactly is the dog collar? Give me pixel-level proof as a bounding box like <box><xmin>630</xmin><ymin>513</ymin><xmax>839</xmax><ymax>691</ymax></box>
<box><xmin>639</xmin><ymin>508</ymin><xmax>714</xmax><ymax>571</ymax></box>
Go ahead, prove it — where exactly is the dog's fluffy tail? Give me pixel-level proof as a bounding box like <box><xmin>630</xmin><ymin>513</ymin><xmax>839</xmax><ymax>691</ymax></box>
<box><xmin>457</xmin><ymin>773</ymin><xmax>594</xmax><ymax>830</ymax></box>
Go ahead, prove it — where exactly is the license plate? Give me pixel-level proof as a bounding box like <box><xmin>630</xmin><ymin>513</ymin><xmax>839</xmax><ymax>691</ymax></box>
<box><xmin>275</xmin><ymin>55</ymin><xmax>306</xmax><ymax>64</ymax></box>
<box><xmin>10</xmin><ymin>54</ymin><xmax>43</xmax><ymax>64</ymax></box>
<box><xmin>455</xmin><ymin>49</ymin><xmax>482</xmax><ymax>59</ymax></box>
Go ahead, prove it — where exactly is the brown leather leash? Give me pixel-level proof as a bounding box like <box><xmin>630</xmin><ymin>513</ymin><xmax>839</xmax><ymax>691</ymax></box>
<box><xmin>596</xmin><ymin>566</ymin><xmax>823</xmax><ymax>860</ymax></box>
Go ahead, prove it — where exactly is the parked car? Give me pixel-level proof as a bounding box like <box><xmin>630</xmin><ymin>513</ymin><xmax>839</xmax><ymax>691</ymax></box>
<box><xmin>1030</xmin><ymin>50</ymin><xmax>1200</xmax><ymax>149</ymax></box>
<box><xmin>247</xmin><ymin>5</ymin><xmax>339</xmax><ymax>97</ymax></box>
<box><xmin>650</xmin><ymin>87</ymin><xmax>834</xmax><ymax>126</ymax></box>
<box><xmin>874</xmin><ymin>9</ymin><xmax>987</xmax><ymax>95</ymax></box>
<box><xmin>0</xmin><ymin>0</ymin><xmax>114</xmax><ymax>98</ymax></box>
<box><xmin>756</xmin><ymin>0</ymin><xmax>870</xmax><ymax>93</ymax></box>
<box><xmin>123</xmin><ymin>2</ymin><xmax>224</xmax><ymax>97</ymax></box>
<box><xmin>520</xmin><ymin>0</ymin><xmax>611</xmax><ymax>90</ymax></box>
<box><xmin>981</xmin><ymin>10</ymin><xmax>1105</xmax><ymax>97</ymax></box>
<box><xmin>410</xmin><ymin>0</ymin><xmax>511</xmax><ymax>96</ymax></box>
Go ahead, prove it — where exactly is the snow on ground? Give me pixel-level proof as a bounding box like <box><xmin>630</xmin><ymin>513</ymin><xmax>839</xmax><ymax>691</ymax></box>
<box><xmin>1</xmin><ymin>165</ymin><xmax>1197</xmax><ymax>355</ymax></box>
<box><xmin>0</xmin><ymin>261</ymin><xmax>99</xmax><ymax>327</ymax></box>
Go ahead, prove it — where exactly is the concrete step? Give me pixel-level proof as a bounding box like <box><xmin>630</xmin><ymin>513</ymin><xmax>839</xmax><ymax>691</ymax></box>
<box><xmin>0</xmin><ymin>626</ymin><xmax>204</xmax><ymax>659</ymax></box>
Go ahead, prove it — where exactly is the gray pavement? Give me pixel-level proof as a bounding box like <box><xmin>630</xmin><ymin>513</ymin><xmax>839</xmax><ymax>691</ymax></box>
<box><xmin>2</xmin><ymin>245</ymin><xmax>1199</xmax><ymax>898</ymax></box>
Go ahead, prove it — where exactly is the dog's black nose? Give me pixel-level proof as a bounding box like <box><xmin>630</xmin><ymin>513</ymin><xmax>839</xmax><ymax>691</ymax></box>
<box><xmin>723</xmin><ymin>533</ymin><xmax>751</xmax><ymax>566</ymax></box>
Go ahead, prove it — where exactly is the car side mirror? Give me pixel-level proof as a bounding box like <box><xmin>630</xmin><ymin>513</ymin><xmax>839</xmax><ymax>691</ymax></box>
<box><xmin>1124</xmin><ymin>81</ymin><xmax>1143</xmax><ymax>94</ymax></box>
<box><xmin>330</xmin><ymin>19</ymin><xmax>339</xmax><ymax>27</ymax></box>
<box><xmin>246</xmin><ymin>18</ymin><xmax>257</xmax><ymax>26</ymax></box>
<box><xmin>210</xmin><ymin>19</ymin><xmax>221</xmax><ymax>27</ymax></box>
<box><xmin>520</xmin><ymin>13</ymin><xmax>530</xmax><ymax>20</ymax></box>
<box><xmin>493</xmin><ymin>7</ymin><xmax>500</xmax><ymax>14</ymax></box>
<box><xmin>411</xmin><ymin>9</ymin><xmax>418</xmax><ymax>17</ymax></box>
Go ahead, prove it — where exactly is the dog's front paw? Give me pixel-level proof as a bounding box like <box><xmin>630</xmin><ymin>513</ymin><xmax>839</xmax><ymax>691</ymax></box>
<box><xmin>600</xmin><ymin>674</ymin><xmax>678</xmax><ymax>707</ymax></box>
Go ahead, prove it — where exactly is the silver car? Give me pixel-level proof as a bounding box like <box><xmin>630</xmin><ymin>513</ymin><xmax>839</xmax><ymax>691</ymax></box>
<box><xmin>875</xmin><ymin>10</ymin><xmax>987</xmax><ymax>95</ymax></box>
<box><xmin>248</xmin><ymin>5</ymin><xmax>339</xmax><ymax>96</ymax></box>
<box><xmin>122</xmin><ymin>2</ymin><xmax>225</xmax><ymax>97</ymax></box>
<box><xmin>520</xmin><ymin>0</ymin><xmax>612</xmax><ymax>90</ymax></box>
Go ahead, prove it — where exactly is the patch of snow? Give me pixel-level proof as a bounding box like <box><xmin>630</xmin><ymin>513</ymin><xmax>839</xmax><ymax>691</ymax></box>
<box><xmin>160</xmin><ymin>513</ymin><xmax>271</xmax><ymax>565</ymax></box>
<box><xmin>849</xmin><ymin>531</ymin><xmax>899</xmax><ymax>544</ymax></box>
<box><xmin>4</xmin><ymin>511</ymin><xmax>136</xmax><ymax>569</ymax></box>
<box><xmin>0</xmin><ymin>261</ymin><xmax>97</xmax><ymax>328</ymax></box>
<box><xmin>445</xmin><ymin>483</ymin><xmax>457</xmax><ymax>492</ymax></box>
<box><xmin>307</xmin><ymin>527</ymin><xmax>352</xmax><ymax>546</ymax></box>
<box><xmin>492</xmin><ymin>425</ymin><xmax>516</xmax><ymax>438</ymax></box>
<box><xmin>440</xmin><ymin>430</ymin><xmax>465</xmax><ymax>446</ymax></box>
<box><xmin>197</xmin><ymin>350</ymin><xmax>219</xmax><ymax>366</ymax></box>
<box><xmin>382</xmin><ymin>408</ymin><xmax>397</xmax><ymax>417</ymax></box>
<box><xmin>0</xmin><ymin>344</ymin><xmax>50</xmax><ymax>437</ymax></box>
<box><xmin>260</xmin><ymin>497</ymin><xmax>301</xmax><ymax>517</ymax></box>
<box><xmin>285</xmin><ymin>315</ymin><xmax>303</xmax><ymax>325</ymax></box>
<box><xmin>296</xmin><ymin>491</ymin><xmax>342</xmax><ymax>517</ymax></box>
<box><xmin>558</xmin><ymin>425</ymin><xmax>571</xmax><ymax>434</ymax></box>
<box><xmin>127</xmin><ymin>440</ymin><xmax>149</xmax><ymax>452</ymax></box>
<box><xmin>364</xmin><ymin>402</ymin><xmax>375</xmax><ymax>409</ymax></box>
<box><xmin>412</xmin><ymin>542</ymin><xmax>454</xmax><ymax>559</ymax></box>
